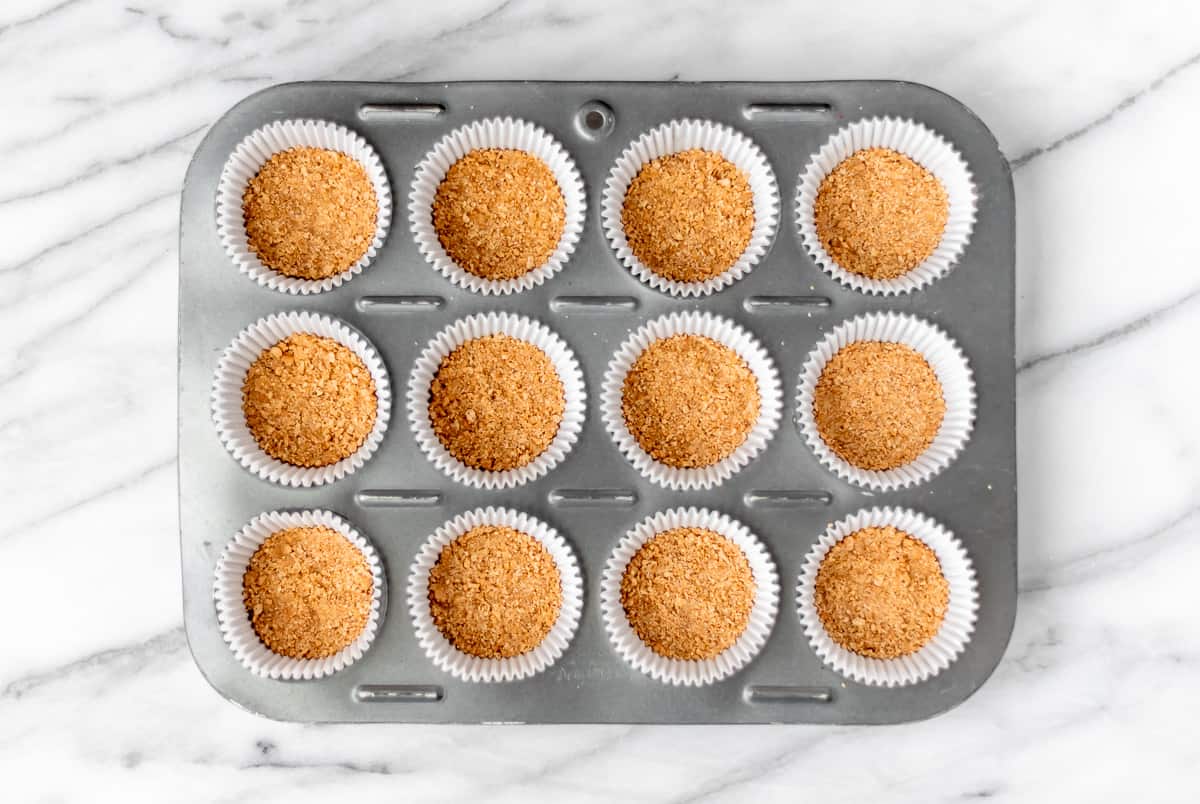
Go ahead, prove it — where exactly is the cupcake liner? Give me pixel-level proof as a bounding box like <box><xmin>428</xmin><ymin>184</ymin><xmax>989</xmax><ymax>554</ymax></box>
<box><xmin>795</xmin><ymin>116</ymin><xmax>977</xmax><ymax>295</ymax></box>
<box><xmin>795</xmin><ymin>311</ymin><xmax>975</xmax><ymax>491</ymax></box>
<box><xmin>408</xmin><ymin>116</ymin><xmax>586</xmax><ymax>295</ymax></box>
<box><xmin>214</xmin><ymin>509</ymin><xmax>386</xmax><ymax>680</ymax></box>
<box><xmin>407</xmin><ymin>507</ymin><xmax>583</xmax><ymax>682</ymax></box>
<box><xmin>602</xmin><ymin>118</ymin><xmax>779</xmax><ymax>297</ymax></box>
<box><xmin>601</xmin><ymin>507</ymin><xmax>780</xmax><ymax>686</ymax></box>
<box><xmin>797</xmin><ymin>506</ymin><xmax>978</xmax><ymax>687</ymax></box>
<box><xmin>212</xmin><ymin>311</ymin><xmax>392</xmax><ymax>488</ymax></box>
<box><xmin>407</xmin><ymin>312</ymin><xmax>585</xmax><ymax>489</ymax></box>
<box><xmin>601</xmin><ymin>311</ymin><xmax>781</xmax><ymax>490</ymax></box>
<box><xmin>216</xmin><ymin>118</ymin><xmax>393</xmax><ymax>294</ymax></box>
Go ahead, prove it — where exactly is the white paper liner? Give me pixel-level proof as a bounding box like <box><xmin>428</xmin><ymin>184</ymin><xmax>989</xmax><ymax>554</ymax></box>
<box><xmin>600</xmin><ymin>507</ymin><xmax>779</xmax><ymax>686</ymax></box>
<box><xmin>795</xmin><ymin>117</ymin><xmax>976</xmax><ymax>295</ymax></box>
<box><xmin>408</xmin><ymin>117</ymin><xmax>586</xmax><ymax>295</ymax></box>
<box><xmin>797</xmin><ymin>506</ymin><xmax>978</xmax><ymax>687</ymax></box>
<box><xmin>795</xmin><ymin>311</ymin><xmax>975</xmax><ymax>491</ymax></box>
<box><xmin>216</xmin><ymin>118</ymin><xmax>393</xmax><ymax>294</ymax></box>
<box><xmin>407</xmin><ymin>312</ymin><xmax>585</xmax><ymax>489</ymax></box>
<box><xmin>214</xmin><ymin>509</ymin><xmax>385</xmax><ymax>680</ymax></box>
<box><xmin>407</xmin><ymin>507</ymin><xmax>583</xmax><ymax>682</ymax></box>
<box><xmin>601</xmin><ymin>311</ymin><xmax>781</xmax><ymax>490</ymax></box>
<box><xmin>211</xmin><ymin>311</ymin><xmax>392</xmax><ymax>488</ymax></box>
<box><xmin>601</xmin><ymin>118</ymin><xmax>779</xmax><ymax>297</ymax></box>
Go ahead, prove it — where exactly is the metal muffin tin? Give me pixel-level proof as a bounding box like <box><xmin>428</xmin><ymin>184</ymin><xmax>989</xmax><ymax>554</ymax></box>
<box><xmin>179</xmin><ymin>81</ymin><xmax>1016</xmax><ymax>724</ymax></box>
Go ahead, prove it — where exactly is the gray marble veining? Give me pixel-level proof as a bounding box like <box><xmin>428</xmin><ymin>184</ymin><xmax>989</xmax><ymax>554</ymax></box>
<box><xmin>1</xmin><ymin>0</ymin><xmax>1198</xmax><ymax>801</ymax></box>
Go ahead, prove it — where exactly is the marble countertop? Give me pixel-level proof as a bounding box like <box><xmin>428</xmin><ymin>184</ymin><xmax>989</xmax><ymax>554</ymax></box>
<box><xmin>3</xmin><ymin>0</ymin><xmax>1198</xmax><ymax>800</ymax></box>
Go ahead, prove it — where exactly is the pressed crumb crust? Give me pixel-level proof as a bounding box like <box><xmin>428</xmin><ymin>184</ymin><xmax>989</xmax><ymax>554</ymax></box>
<box><xmin>428</xmin><ymin>525</ymin><xmax>563</xmax><ymax>659</ymax></box>
<box><xmin>242</xmin><ymin>333</ymin><xmax>378</xmax><ymax>468</ymax></box>
<box><xmin>622</xmin><ymin>334</ymin><xmax>759</xmax><ymax>469</ymax></box>
<box><xmin>242</xmin><ymin>526</ymin><xmax>373</xmax><ymax>659</ymax></box>
<box><xmin>813</xmin><ymin>341</ymin><xmax>945</xmax><ymax>471</ymax></box>
<box><xmin>814</xmin><ymin>147</ymin><xmax>948</xmax><ymax>280</ymax></box>
<box><xmin>620</xmin><ymin>527</ymin><xmax>755</xmax><ymax>661</ymax></box>
<box><xmin>428</xmin><ymin>334</ymin><xmax>565</xmax><ymax>472</ymax></box>
<box><xmin>621</xmin><ymin>149</ymin><xmax>754</xmax><ymax>283</ymax></box>
<box><xmin>432</xmin><ymin>148</ymin><xmax>566</xmax><ymax>281</ymax></box>
<box><xmin>814</xmin><ymin>525</ymin><xmax>949</xmax><ymax>659</ymax></box>
<box><xmin>242</xmin><ymin>146</ymin><xmax>378</xmax><ymax>280</ymax></box>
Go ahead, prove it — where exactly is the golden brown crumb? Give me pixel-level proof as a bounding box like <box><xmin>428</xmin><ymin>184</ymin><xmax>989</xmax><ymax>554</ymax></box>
<box><xmin>432</xmin><ymin>148</ymin><xmax>565</xmax><ymax>280</ymax></box>
<box><xmin>242</xmin><ymin>333</ymin><xmax>377</xmax><ymax>468</ymax></box>
<box><xmin>813</xmin><ymin>341</ymin><xmax>944</xmax><ymax>471</ymax></box>
<box><xmin>620</xmin><ymin>527</ymin><xmax>755</xmax><ymax>660</ymax></box>
<box><xmin>814</xmin><ymin>525</ymin><xmax>948</xmax><ymax>658</ymax></box>
<box><xmin>621</xmin><ymin>149</ymin><xmax>755</xmax><ymax>283</ymax></box>
<box><xmin>428</xmin><ymin>525</ymin><xmax>562</xmax><ymax>659</ymax></box>
<box><xmin>242</xmin><ymin>526</ymin><xmax>373</xmax><ymax>659</ymax></box>
<box><xmin>814</xmin><ymin>147</ymin><xmax>948</xmax><ymax>280</ymax></box>
<box><xmin>429</xmin><ymin>334</ymin><xmax>564</xmax><ymax>471</ymax></box>
<box><xmin>243</xmin><ymin>147</ymin><xmax>378</xmax><ymax>280</ymax></box>
<box><xmin>622</xmin><ymin>334</ymin><xmax>759</xmax><ymax>468</ymax></box>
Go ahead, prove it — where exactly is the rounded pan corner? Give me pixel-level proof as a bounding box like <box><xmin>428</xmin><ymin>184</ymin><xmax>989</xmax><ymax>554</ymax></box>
<box><xmin>180</xmin><ymin>81</ymin><xmax>325</xmax><ymax>194</ymax></box>
<box><xmin>886</xmin><ymin>600</ymin><xmax>1019</xmax><ymax>726</ymax></box>
<box><xmin>181</xmin><ymin>601</ymin><xmax>298</xmax><ymax>723</ymax></box>
<box><xmin>183</xmin><ymin>597</ymin><xmax>358</xmax><ymax>725</ymax></box>
<box><xmin>884</xmin><ymin>80</ymin><xmax>1009</xmax><ymax>169</ymax></box>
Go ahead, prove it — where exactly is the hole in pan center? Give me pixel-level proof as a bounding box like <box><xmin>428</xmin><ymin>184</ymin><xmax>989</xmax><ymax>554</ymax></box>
<box><xmin>575</xmin><ymin>101</ymin><xmax>615</xmax><ymax>140</ymax></box>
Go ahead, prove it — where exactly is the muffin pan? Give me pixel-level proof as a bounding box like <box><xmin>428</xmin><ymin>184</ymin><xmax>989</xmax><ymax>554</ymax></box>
<box><xmin>179</xmin><ymin>81</ymin><xmax>1016</xmax><ymax>723</ymax></box>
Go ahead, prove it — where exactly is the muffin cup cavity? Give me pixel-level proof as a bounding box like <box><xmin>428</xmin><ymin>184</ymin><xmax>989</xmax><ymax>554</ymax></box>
<box><xmin>213</xmin><ymin>509</ymin><xmax>385</xmax><ymax>680</ymax></box>
<box><xmin>216</xmin><ymin>118</ymin><xmax>392</xmax><ymax>295</ymax></box>
<box><xmin>211</xmin><ymin>311</ymin><xmax>391</xmax><ymax>488</ymax></box>
<box><xmin>407</xmin><ymin>507</ymin><xmax>583</xmax><ymax>682</ymax></box>
<box><xmin>795</xmin><ymin>311</ymin><xmax>975</xmax><ymax>492</ymax></box>
<box><xmin>601</xmin><ymin>507</ymin><xmax>779</xmax><ymax>686</ymax></box>
<box><xmin>409</xmin><ymin>116</ymin><xmax>586</xmax><ymax>295</ymax></box>
<box><xmin>797</xmin><ymin>506</ymin><xmax>978</xmax><ymax>687</ymax></box>
<box><xmin>602</xmin><ymin>118</ymin><xmax>779</xmax><ymax>297</ymax></box>
<box><xmin>796</xmin><ymin>116</ymin><xmax>977</xmax><ymax>295</ymax></box>
<box><xmin>601</xmin><ymin>311</ymin><xmax>781</xmax><ymax>490</ymax></box>
<box><xmin>407</xmin><ymin>312</ymin><xmax>585</xmax><ymax>489</ymax></box>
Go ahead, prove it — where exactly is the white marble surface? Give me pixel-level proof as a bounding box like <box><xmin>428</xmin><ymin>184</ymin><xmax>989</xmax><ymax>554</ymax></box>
<box><xmin>2</xmin><ymin>0</ymin><xmax>1199</xmax><ymax>800</ymax></box>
